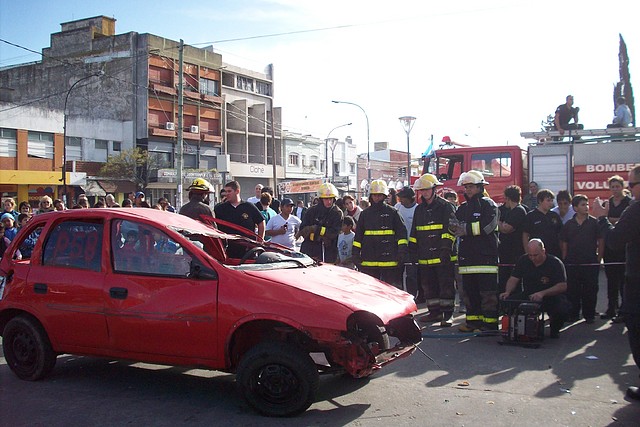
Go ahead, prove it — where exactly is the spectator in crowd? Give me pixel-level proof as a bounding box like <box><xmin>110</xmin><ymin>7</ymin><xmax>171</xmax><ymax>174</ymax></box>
<box><xmin>450</xmin><ymin>170</ymin><xmax>499</xmax><ymax>332</ymax></box>
<box><xmin>52</xmin><ymin>199</ymin><xmax>66</xmax><ymax>211</ymax></box>
<box><xmin>359</xmin><ymin>199</ymin><xmax>370</xmax><ymax>210</ymax></box>
<box><xmin>551</xmin><ymin>190</ymin><xmax>576</xmax><ymax>224</ymax></box>
<box><xmin>257</xmin><ymin>192</ymin><xmax>277</xmax><ymax>240</ymax></box>
<box><xmin>297</xmin><ymin>183</ymin><xmax>343</xmax><ymax>263</ymax></box>
<box><xmin>247</xmin><ymin>184</ymin><xmax>263</xmax><ymax>204</ymax></box>
<box><xmin>443</xmin><ymin>191</ymin><xmax>459</xmax><ymax>206</ymax></box>
<box><xmin>2</xmin><ymin>198</ymin><xmax>19</xmax><ymax>222</ymax></box>
<box><xmin>523</xmin><ymin>189</ymin><xmax>562</xmax><ymax>258</ymax></box>
<box><xmin>0</xmin><ymin>222</ymin><xmax>21</xmax><ymax>260</ymax></box>
<box><xmin>265</xmin><ymin>198</ymin><xmax>300</xmax><ymax>249</ymax></box>
<box><xmin>334</xmin><ymin>197</ymin><xmax>346</xmax><ymax>214</ymax></box>
<box><xmin>336</xmin><ymin>216</ymin><xmax>356</xmax><ymax>269</ymax></box>
<box><xmin>387</xmin><ymin>187</ymin><xmax>398</xmax><ymax>207</ymax></box>
<box><xmin>17</xmin><ymin>212</ymin><xmax>30</xmax><ymax>228</ymax></box>
<box><xmin>593</xmin><ymin>165</ymin><xmax>640</xmax><ymax>401</ymax></box>
<box><xmin>1</xmin><ymin>213</ymin><xmax>18</xmax><ymax>241</ymax></box>
<box><xmin>259</xmin><ymin>186</ymin><xmax>280</xmax><ymax>213</ymax></box>
<box><xmin>18</xmin><ymin>201</ymin><xmax>32</xmax><ymax>216</ymax></box>
<box><xmin>608</xmin><ymin>96</ymin><xmax>632</xmax><ymax>128</ymax></box>
<box><xmin>343</xmin><ymin>195</ymin><xmax>362</xmax><ymax>224</ymax></box>
<box><xmin>158</xmin><ymin>197</ymin><xmax>174</xmax><ymax>212</ymax></box>
<box><xmin>500</xmin><ymin>239</ymin><xmax>571</xmax><ymax>338</ymax></box>
<box><xmin>522</xmin><ymin>181</ymin><xmax>539</xmax><ymax>211</ymax></box>
<box><xmin>134</xmin><ymin>192</ymin><xmax>146</xmax><ymax>207</ymax></box>
<box><xmin>38</xmin><ymin>196</ymin><xmax>55</xmax><ymax>213</ymax></box>
<box><xmin>215</xmin><ymin>181</ymin><xmax>265</xmax><ymax>258</ymax></box>
<box><xmin>180</xmin><ymin>178</ymin><xmax>215</xmax><ymax>224</ymax></box>
<box><xmin>76</xmin><ymin>196</ymin><xmax>89</xmax><ymax>209</ymax></box>
<box><xmin>560</xmin><ymin>194</ymin><xmax>604</xmax><ymax>323</ymax></box>
<box><xmin>353</xmin><ymin>180</ymin><xmax>407</xmax><ymax>289</ymax></box>
<box><xmin>395</xmin><ymin>186</ymin><xmax>420</xmax><ymax>301</ymax></box>
<box><xmin>410</xmin><ymin>174</ymin><xmax>456</xmax><ymax>326</ymax></box>
<box><xmin>121</xmin><ymin>199</ymin><xmax>133</xmax><ymax>208</ymax></box>
<box><xmin>105</xmin><ymin>194</ymin><xmax>120</xmax><ymax>208</ymax></box>
<box><xmin>601</xmin><ymin>175</ymin><xmax>632</xmax><ymax>322</ymax></box>
<box><xmin>498</xmin><ymin>185</ymin><xmax>528</xmax><ymax>294</ymax></box>
<box><xmin>294</xmin><ymin>199</ymin><xmax>307</xmax><ymax>219</ymax></box>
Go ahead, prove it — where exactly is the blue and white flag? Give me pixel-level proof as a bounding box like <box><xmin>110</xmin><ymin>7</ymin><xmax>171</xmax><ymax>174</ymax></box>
<box><xmin>422</xmin><ymin>137</ymin><xmax>434</xmax><ymax>158</ymax></box>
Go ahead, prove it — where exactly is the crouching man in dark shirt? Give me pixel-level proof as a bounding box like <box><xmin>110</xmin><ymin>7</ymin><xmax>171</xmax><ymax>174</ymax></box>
<box><xmin>500</xmin><ymin>238</ymin><xmax>571</xmax><ymax>339</ymax></box>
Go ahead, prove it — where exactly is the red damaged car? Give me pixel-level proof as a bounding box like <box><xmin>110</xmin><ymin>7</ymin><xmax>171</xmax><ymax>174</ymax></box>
<box><xmin>0</xmin><ymin>208</ymin><xmax>420</xmax><ymax>416</ymax></box>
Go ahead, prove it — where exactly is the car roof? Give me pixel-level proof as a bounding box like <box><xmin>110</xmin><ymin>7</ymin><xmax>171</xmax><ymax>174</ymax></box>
<box><xmin>36</xmin><ymin>208</ymin><xmax>229</xmax><ymax>238</ymax></box>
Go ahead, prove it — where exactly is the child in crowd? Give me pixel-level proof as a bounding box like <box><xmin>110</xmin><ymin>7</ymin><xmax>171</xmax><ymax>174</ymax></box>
<box><xmin>337</xmin><ymin>216</ymin><xmax>356</xmax><ymax>269</ymax></box>
<box><xmin>17</xmin><ymin>213</ymin><xmax>30</xmax><ymax>229</ymax></box>
<box><xmin>1</xmin><ymin>213</ymin><xmax>18</xmax><ymax>241</ymax></box>
<box><xmin>0</xmin><ymin>223</ymin><xmax>21</xmax><ymax>261</ymax></box>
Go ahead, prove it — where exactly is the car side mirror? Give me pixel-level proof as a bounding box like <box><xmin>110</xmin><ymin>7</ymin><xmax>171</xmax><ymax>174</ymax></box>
<box><xmin>189</xmin><ymin>261</ymin><xmax>218</xmax><ymax>280</ymax></box>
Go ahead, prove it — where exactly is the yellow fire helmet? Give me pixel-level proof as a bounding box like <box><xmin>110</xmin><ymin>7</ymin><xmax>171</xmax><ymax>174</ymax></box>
<box><xmin>369</xmin><ymin>179</ymin><xmax>389</xmax><ymax>195</ymax></box>
<box><xmin>317</xmin><ymin>182</ymin><xmax>340</xmax><ymax>199</ymax></box>
<box><xmin>457</xmin><ymin>170</ymin><xmax>489</xmax><ymax>186</ymax></box>
<box><xmin>188</xmin><ymin>177</ymin><xmax>213</xmax><ymax>192</ymax></box>
<box><xmin>413</xmin><ymin>173</ymin><xmax>442</xmax><ymax>190</ymax></box>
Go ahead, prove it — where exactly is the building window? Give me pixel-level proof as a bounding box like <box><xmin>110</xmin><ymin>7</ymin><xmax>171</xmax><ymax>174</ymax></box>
<box><xmin>288</xmin><ymin>153</ymin><xmax>299</xmax><ymax>167</ymax></box>
<box><xmin>27</xmin><ymin>131</ymin><xmax>54</xmax><ymax>159</ymax></box>
<box><xmin>0</xmin><ymin>128</ymin><xmax>17</xmax><ymax>158</ymax></box>
<box><xmin>256</xmin><ymin>81</ymin><xmax>271</xmax><ymax>96</ymax></box>
<box><xmin>333</xmin><ymin>162</ymin><xmax>340</xmax><ymax>176</ymax></box>
<box><xmin>237</xmin><ymin>76</ymin><xmax>254</xmax><ymax>92</ymax></box>
<box><xmin>199</xmin><ymin>78</ymin><xmax>219</xmax><ymax>96</ymax></box>
<box><xmin>310</xmin><ymin>156</ymin><xmax>319</xmax><ymax>169</ymax></box>
<box><xmin>112</xmin><ymin>141</ymin><xmax>121</xmax><ymax>152</ymax></box>
<box><xmin>349</xmin><ymin>163</ymin><xmax>356</xmax><ymax>174</ymax></box>
<box><xmin>301</xmin><ymin>155</ymin><xmax>307</xmax><ymax>167</ymax></box>
<box><xmin>66</xmin><ymin>137</ymin><xmax>82</xmax><ymax>161</ymax></box>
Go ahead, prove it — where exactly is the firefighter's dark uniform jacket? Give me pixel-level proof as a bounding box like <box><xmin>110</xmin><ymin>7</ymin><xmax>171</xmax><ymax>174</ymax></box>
<box><xmin>353</xmin><ymin>201</ymin><xmax>407</xmax><ymax>267</ymax></box>
<box><xmin>455</xmin><ymin>193</ymin><xmax>499</xmax><ymax>273</ymax></box>
<box><xmin>409</xmin><ymin>196</ymin><xmax>456</xmax><ymax>265</ymax></box>
<box><xmin>300</xmin><ymin>202</ymin><xmax>343</xmax><ymax>263</ymax></box>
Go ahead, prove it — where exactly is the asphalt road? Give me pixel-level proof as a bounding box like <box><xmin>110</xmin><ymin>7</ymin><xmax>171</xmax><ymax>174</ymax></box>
<box><xmin>2</xmin><ymin>277</ymin><xmax>639</xmax><ymax>426</ymax></box>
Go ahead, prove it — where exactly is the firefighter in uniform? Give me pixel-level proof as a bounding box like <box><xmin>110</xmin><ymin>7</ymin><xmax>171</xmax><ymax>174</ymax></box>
<box><xmin>409</xmin><ymin>174</ymin><xmax>457</xmax><ymax>327</ymax></box>
<box><xmin>450</xmin><ymin>170</ymin><xmax>500</xmax><ymax>332</ymax></box>
<box><xmin>353</xmin><ymin>180</ymin><xmax>408</xmax><ymax>288</ymax></box>
<box><xmin>297</xmin><ymin>183</ymin><xmax>343</xmax><ymax>263</ymax></box>
<box><xmin>179</xmin><ymin>178</ymin><xmax>215</xmax><ymax>224</ymax></box>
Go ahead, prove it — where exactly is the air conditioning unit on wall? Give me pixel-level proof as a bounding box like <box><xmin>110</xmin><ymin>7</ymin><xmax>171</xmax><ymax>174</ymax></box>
<box><xmin>190</xmin><ymin>125</ymin><xmax>199</xmax><ymax>133</ymax></box>
<box><xmin>165</xmin><ymin>122</ymin><xmax>175</xmax><ymax>131</ymax></box>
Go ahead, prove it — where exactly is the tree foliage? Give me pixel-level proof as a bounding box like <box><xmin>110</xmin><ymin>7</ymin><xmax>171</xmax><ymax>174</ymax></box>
<box><xmin>99</xmin><ymin>148</ymin><xmax>159</xmax><ymax>190</ymax></box>
<box><xmin>614</xmin><ymin>34</ymin><xmax>635</xmax><ymax>126</ymax></box>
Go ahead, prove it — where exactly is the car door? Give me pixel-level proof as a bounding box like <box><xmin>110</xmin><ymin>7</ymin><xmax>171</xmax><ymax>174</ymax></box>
<box><xmin>104</xmin><ymin>219</ymin><xmax>218</xmax><ymax>361</ymax></box>
<box><xmin>26</xmin><ymin>218</ymin><xmax>109</xmax><ymax>350</ymax></box>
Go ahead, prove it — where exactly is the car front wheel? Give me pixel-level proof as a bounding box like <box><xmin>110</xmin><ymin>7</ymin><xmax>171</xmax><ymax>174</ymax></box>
<box><xmin>3</xmin><ymin>315</ymin><xmax>57</xmax><ymax>381</ymax></box>
<box><xmin>237</xmin><ymin>341</ymin><xmax>319</xmax><ymax>417</ymax></box>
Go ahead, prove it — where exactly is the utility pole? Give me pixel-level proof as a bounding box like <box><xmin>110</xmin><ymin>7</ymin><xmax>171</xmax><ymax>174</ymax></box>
<box><xmin>176</xmin><ymin>39</ymin><xmax>184</xmax><ymax>210</ymax></box>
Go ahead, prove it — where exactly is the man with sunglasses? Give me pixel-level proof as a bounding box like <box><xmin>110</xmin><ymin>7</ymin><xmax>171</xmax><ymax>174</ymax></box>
<box><xmin>594</xmin><ymin>166</ymin><xmax>640</xmax><ymax>401</ymax></box>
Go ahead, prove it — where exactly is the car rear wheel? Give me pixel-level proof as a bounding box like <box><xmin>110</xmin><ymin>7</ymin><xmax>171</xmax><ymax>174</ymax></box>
<box><xmin>3</xmin><ymin>315</ymin><xmax>57</xmax><ymax>381</ymax></box>
<box><xmin>237</xmin><ymin>341</ymin><xmax>319</xmax><ymax>417</ymax></box>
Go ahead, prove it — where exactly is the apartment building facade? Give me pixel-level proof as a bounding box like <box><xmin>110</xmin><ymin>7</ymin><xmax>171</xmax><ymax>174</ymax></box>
<box><xmin>0</xmin><ymin>15</ymin><xmax>282</xmax><ymax>206</ymax></box>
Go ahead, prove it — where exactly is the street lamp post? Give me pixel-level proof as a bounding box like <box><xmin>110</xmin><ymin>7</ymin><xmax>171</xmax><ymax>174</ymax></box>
<box><xmin>328</xmin><ymin>137</ymin><xmax>339</xmax><ymax>182</ymax></box>
<box><xmin>399</xmin><ymin>116</ymin><xmax>416</xmax><ymax>183</ymax></box>
<box><xmin>332</xmin><ymin>100</ymin><xmax>370</xmax><ymax>193</ymax></box>
<box><xmin>62</xmin><ymin>71</ymin><xmax>104</xmax><ymax>207</ymax></box>
<box><xmin>324</xmin><ymin>122</ymin><xmax>351</xmax><ymax>179</ymax></box>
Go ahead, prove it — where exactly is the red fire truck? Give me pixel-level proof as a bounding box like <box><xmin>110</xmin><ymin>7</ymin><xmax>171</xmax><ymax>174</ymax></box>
<box><xmin>418</xmin><ymin>128</ymin><xmax>640</xmax><ymax>204</ymax></box>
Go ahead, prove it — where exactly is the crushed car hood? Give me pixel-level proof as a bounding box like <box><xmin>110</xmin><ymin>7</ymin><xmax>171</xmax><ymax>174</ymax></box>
<box><xmin>243</xmin><ymin>264</ymin><xmax>417</xmax><ymax>323</ymax></box>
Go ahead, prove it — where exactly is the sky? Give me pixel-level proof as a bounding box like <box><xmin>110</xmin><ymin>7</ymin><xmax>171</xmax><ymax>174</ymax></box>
<box><xmin>1</xmin><ymin>0</ymin><xmax>639</xmax><ymax>157</ymax></box>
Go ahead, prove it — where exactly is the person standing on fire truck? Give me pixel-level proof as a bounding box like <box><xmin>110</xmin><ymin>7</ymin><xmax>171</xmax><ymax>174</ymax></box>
<box><xmin>409</xmin><ymin>174</ymin><xmax>457</xmax><ymax>327</ymax></box>
<box><xmin>450</xmin><ymin>170</ymin><xmax>500</xmax><ymax>332</ymax></box>
<box><xmin>353</xmin><ymin>180</ymin><xmax>407</xmax><ymax>288</ymax></box>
